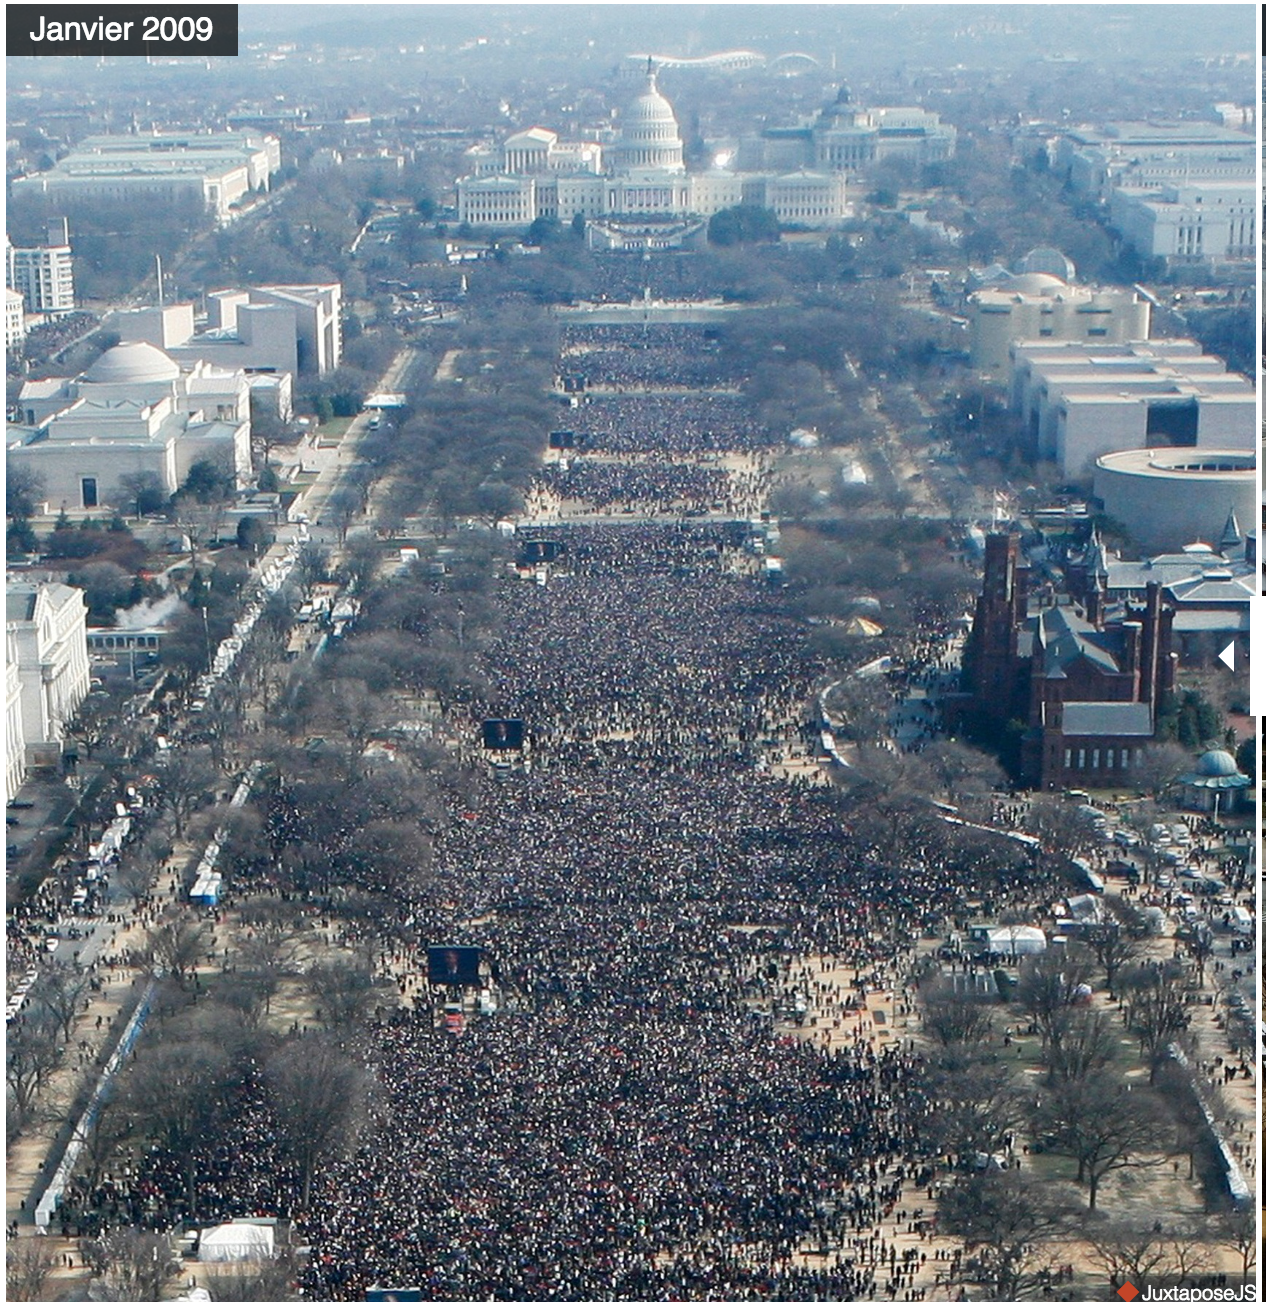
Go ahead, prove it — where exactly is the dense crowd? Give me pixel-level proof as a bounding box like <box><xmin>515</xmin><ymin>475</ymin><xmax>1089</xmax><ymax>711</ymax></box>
<box><xmin>570</xmin><ymin>394</ymin><xmax>774</xmax><ymax>456</ymax></box>
<box><xmin>561</xmin><ymin>324</ymin><xmax>741</xmax><ymax>389</ymax></box>
<box><xmin>544</xmin><ymin>460</ymin><xmax>740</xmax><ymax>515</ymax></box>
<box><xmin>62</xmin><ymin>318</ymin><xmax>1055</xmax><ymax>1302</ymax></box>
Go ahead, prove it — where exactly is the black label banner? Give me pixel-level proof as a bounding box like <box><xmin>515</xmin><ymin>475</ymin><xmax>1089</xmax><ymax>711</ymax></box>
<box><xmin>9</xmin><ymin>5</ymin><xmax>238</xmax><ymax>56</ymax></box>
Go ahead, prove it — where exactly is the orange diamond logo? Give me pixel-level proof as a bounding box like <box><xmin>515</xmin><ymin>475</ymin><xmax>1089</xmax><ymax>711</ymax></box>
<box><xmin>1117</xmin><ymin>1285</ymin><xmax>1139</xmax><ymax>1302</ymax></box>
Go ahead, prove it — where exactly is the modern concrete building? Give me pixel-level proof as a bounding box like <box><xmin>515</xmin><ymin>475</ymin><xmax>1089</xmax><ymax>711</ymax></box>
<box><xmin>6</xmin><ymin>289</ymin><xmax>27</xmax><ymax>354</ymax></box>
<box><xmin>6</xmin><ymin>581</ymin><xmax>91</xmax><ymax>773</ymax></box>
<box><xmin>1055</xmin><ymin>121</ymin><xmax>1255</xmax><ymax>200</ymax></box>
<box><xmin>9</xmin><ymin>340</ymin><xmax>251</xmax><ymax>510</ymax></box>
<box><xmin>1092</xmin><ymin>448</ymin><xmax>1257</xmax><ymax>553</ymax></box>
<box><xmin>969</xmin><ymin>271</ymin><xmax>1150</xmax><ymax>379</ymax></box>
<box><xmin>1008</xmin><ymin>339</ymin><xmax>1255</xmax><ymax>477</ymax></box>
<box><xmin>1108</xmin><ymin>181</ymin><xmax>1255</xmax><ymax>264</ymax></box>
<box><xmin>6</xmin><ymin>219</ymin><xmax>75</xmax><ymax>316</ymax></box>
<box><xmin>11</xmin><ymin>131</ymin><xmax>280</xmax><ymax>222</ymax></box>
<box><xmin>108</xmin><ymin>283</ymin><xmax>341</xmax><ymax>378</ymax></box>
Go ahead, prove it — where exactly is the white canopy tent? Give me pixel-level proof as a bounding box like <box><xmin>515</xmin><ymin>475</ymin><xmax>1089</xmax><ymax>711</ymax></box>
<box><xmin>198</xmin><ymin>1224</ymin><xmax>275</xmax><ymax>1263</ymax></box>
<box><xmin>984</xmin><ymin>925</ymin><xmax>1047</xmax><ymax>956</ymax></box>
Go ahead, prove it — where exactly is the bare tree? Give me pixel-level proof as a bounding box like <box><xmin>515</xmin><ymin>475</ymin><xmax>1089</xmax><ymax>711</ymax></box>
<box><xmin>938</xmin><ymin>1169</ymin><xmax>1077</xmax><ymax>1302</ymax></box>
<box><xmin>203</xmin><ymin>1251</ymin><xmax>296</xmax><ymax>1302</ymax></box>
<box><xmin>1085</xmin><ymin>1227</ymin><xmax>1172</xmax><ymax>1294</ymax></box>
<box><xmin>118</xmin><ymin>1041</ymin><xmax>230</xmax><ymax>1217</ymax></box>
<box><xmin>6</xmin><ymin>1009</ymin><xmax>62</xmax><ymax>1130</ymax></box>
<box><xmin>138</xmin><ymin>908</ymin><xmax>210</xmax><ymax>990</ymax></box>
<box><xmin>155</xmin><ymin>748</ymin><xmax>216</xmax><ymax>841</ymax></box>
<box><xmin>1084</xmin><ymin>921</ymin><xmax>1142</xmax><ymax>998</ymax></box>
<box><xmin>117</xmin><ymin>469</ymin><xmax>166</xmax><ymax>520</ymax></box>
<box><xmin>1219</xmin><ymin>1205</ymin><xmax>1257</xmax><ymax>1283</ymax></box>
<box><xmin>1184</xmin><ymin>925</ymin><xmax>1214</xmax><ymax>989</ymax></box>
<box><xmin>1017</xmin><ymin>946</ymin><xmax>1096</xmax><ymax>1070</ymax></box>
<box><xmin>921</xmin><ymin>981</ymin><xmax>995</xmax><ymax>1050</ymax></box>
<box><xmin>80</xmin><ymin>1230</ymin><xmax>180</xmax><ymax>1302</ymax></box>
<box><xmin>35</xmin><ymin>964</ymin><xmax>91</xmax><ymax>1042</ymax></box>
<box><xmin>307</xmin><ymin>956</ymin><xmax>379</xmax><ymax>1030</ymax></box>
<box><xmin>265</xmin><ymin>1036</ymin><xmax>371</xmax><ymax>1210</ymax></box>
<box><xmin>7</xmin><ymin>1235</ymin><xmax>57</xmax><ymax>1302</ymax></box>
<box><xmin>1036</xmin><ymin>1071</ymin><xmax>1169</xmax><ymax>1209</ymax></box>
<box><xmin>1122</xmin><ymin>962</ymin><xmax>1191</xmax><ymax>1084</ymax></box>
<box><xmin>926</xmin><ymin>1058</ymin><xmax>1024</xmax><ymax>1168</ymax></box>
<box><xmin>75</xmin><ymin>1091</ymin><xmax>135</xmax><ymax>1193</ymax></box>
<box><xmin>1045</xmin><ymin>1007</ymin><xmax>1117</xmax><ymax>1084</ymax></box>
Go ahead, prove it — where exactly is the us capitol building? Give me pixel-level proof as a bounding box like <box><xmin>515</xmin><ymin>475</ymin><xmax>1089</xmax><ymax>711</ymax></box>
<box><xmin>456</xmin><ymin>70</ymin><xmax>954</xmax><ymax>242</ymax></box>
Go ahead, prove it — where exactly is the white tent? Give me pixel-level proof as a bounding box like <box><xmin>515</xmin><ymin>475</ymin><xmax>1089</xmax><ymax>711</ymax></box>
<box><xmin>985</xmin><ymin>925</ymin><xmax>1047</xmax><ymax>956</ymax></box>
<box><xmin>198</xmin><ymin>1224</ymin><xmax>275</xmax><ymax>1263</ymax></box>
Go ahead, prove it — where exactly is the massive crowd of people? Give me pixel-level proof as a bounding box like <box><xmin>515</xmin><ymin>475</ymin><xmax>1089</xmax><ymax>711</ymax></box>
<box><xmin>568</xmin><ymin>394</ymin><xmax>773</xmax><ymax>456</ymax></box>
<box><xmin>59</xmin><ymin>315</ymin><xmax>1066</xmax><ymax>1301</ymax></box>
<box><xmin>561</xmin><ymin>324</ymin><xmax>742</xmax><ymax>390</ymax></box>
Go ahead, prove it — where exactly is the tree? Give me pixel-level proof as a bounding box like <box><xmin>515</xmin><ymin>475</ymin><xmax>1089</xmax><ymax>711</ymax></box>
<box><xmin>181</xmin><ymin>458</ymin><xmax>234</xmax><ymax>503</ymax></box>
<box><xmin>1184</xmin><ymin>923</ymin><xmax>1215</xmax><ymax>989</ymax></box>
<box><xmin>1044</xmin><ymin>1007</ymin><xmax>1117</xmax><ymax>1084</ymax></box>
<box><xmin>1024</xmin><ymin>795</ymin><xmax>1103</xmax><ymax>868</ymax></box>
<box><xmin>308</xmin><ymin>956</ymin><xmax>379</xmax><ymax>1030</ymax></box>
<box><xmin>921</xmin><ymin>981</ymin><xmax>995</xmax><ymax>1049</ymax></box>
<box><xmin>1017</xmin><ymin>945</ymin><xmax>1096</xmax><ymax>1067</ymax></box>
<box><xmin>921</xmin><ymin>738</ymin><xmax>1006</xmax><ymax>804</ymax></box>
<box><xmin>1219</xmin><ymin>1205</ymin><xmax>1257</xmax><ymax>1284</ymax></box>
<box><xmin>6</xmin><ymin>1009</ymin><xmax>62</xmax><ymax>1130</ymax></box>
<box><xmin>1122</xmin><ymin>962</ymin><xmax>1191</xmax><ymax>1083</ymax></box>
<box><xmin>118</xmin><ymin>831</ymin><xmax>170</xmax><ymax>906</ymax></box>
<box><xmin>1133</xmin><ymin>741</ymin><xmax>1194</xmax><ymax>802</ymax></box>
<box><xmin>6</xmin><ymin>1237</ymin><xmax>57</xmax><ymax>1302</ymax></box>
<box><xmin>708</xmin><ymin>204</ymin><xmax>781</xmax><ymax>246</ymax></box>
<box><xmin>203</xmin><ymin>1252</ymin><xmax>296</xmax><ymax>1302</ymax></box>
<box><xmin>1084</xmin><ymin>921</ymin><xmax>1142</xmax><ymax>998</ymax></box>
<box><xmin>7</xmin><ymin>464</ymin><xmax>47</xmax><ymax>521</ymax></box>
<box><xmin>265</xmin><ymin>1036</ymin><xmax>370</xmax><ymax>1210</ymax></box>
<box><xmin>294</xmin><ymin>542</ymin><xmax>330</xmax><ymax>600</ymax></box>
<box><xmin>80</xmin><ymin>1229</ymin><xmax>180</xmax><ymax>1302</ymax></box>
<box><xmin>938</xmin><ymin>1169</ymin><xmax>1076</xmax><ymax>1302</ymax></box>
<box><xmin>117</xmin><ymin>469</ymin><xmax>167</xmax><ymax>519</ymax></box>
<box><xmin>236</xmin><ymin>515</ymin><xmax>274</xmax><ymax>556</ymax></box>
<box><xmin>926</xmin><ymin>1058</ymin><xmax>1023</xmax><ymax>1168</ymax></box>
<box><xmin>67</xmin><ymin>559</ymin><xmax>138</xmax><ymax>623</ymax></box>
<box><xmin>326</xmin><ymin>486</ymin><xmax>360</xmax><ymax>543</ymax></box>
<box><xmin>155</xmin><ymin>748</ymin><xmax>216</xmax><ymax>841</ymax></box>
<box><xmin>473</xmin><ymin>480</ymin><xmax>523</xmax><ymax>528</ymax></box>
<box><xmin>138</xmin><ymin>908</ymin><xmax>210</xmax><ymax>990</ymax></box>
<box><xmin>58</xmin><ymin>682</ymin><xmax>124</xmax><ymax>761</ymax></box>
<box><xmin>35</xmin><ymin>964</ymin><xmax>91</xmax><ymax>1043</ymax></box>
<box><xmin>1036</xmin><ymin>1070</ymin><xmax>1168</xmax><ymax>1209</ymax></box>
<box><xmin>74</xmin><ymin>1090</ymin><xmax>135</xmax><ymax>1193</ymax></box>
<box><xmin>1085</xmin><ymin>1226</ymin><xmax>1172</xmax><ymax>1294</ymax></box>
<box><xmin>118</xmin><ymin>1041</ymin><xmax>230</xmax><ymax>1217</ymax></box>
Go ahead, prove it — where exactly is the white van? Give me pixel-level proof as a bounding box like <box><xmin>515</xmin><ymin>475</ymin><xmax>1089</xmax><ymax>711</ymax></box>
<box><xmin>1229</xmin><ymin>907</ymin><xmax>1254</xmax><ymax>936</ymax></box>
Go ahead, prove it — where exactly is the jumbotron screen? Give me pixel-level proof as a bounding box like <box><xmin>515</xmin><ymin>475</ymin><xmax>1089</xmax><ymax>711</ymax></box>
<box><xmin>427</xmin><ymin>945</ymin><xmax>483</xmax><ymax>985</ymax></box>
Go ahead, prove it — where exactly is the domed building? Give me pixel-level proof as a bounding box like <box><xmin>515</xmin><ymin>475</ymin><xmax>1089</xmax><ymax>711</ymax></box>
<box><xmin>608</xmin><ymin>68</ymin><xmax>685</xmax><ymax>173</ymax></box>
<box><xmin>1175</xmin><ymin>746</ymin><xmax>1251</xmax><ymax>813</ymax></box>
<box><xmin>9</xmin><ymin>339</ymin><xmax>251</xmax><ymax>510</ymax></box>
<box><xmin>81</xmin><ymin>340</ymin><xmax>181</xmax><ymax>387</ymax></box>
<box><xmin>457</xmin><ymin>67</ymin><xmax>853</xmax><ymax>233</ymax></box>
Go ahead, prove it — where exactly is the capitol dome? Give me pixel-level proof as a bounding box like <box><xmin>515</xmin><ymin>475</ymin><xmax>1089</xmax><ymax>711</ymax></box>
<box><xmin>612</xmin><ymin>70</ymin><xmax>684</xmax><ymax>173</ymax></box>
<box><xmin>83</xmin><ymin>341</ymin><xmax>180</xmax><ymax>386</ymax></box>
